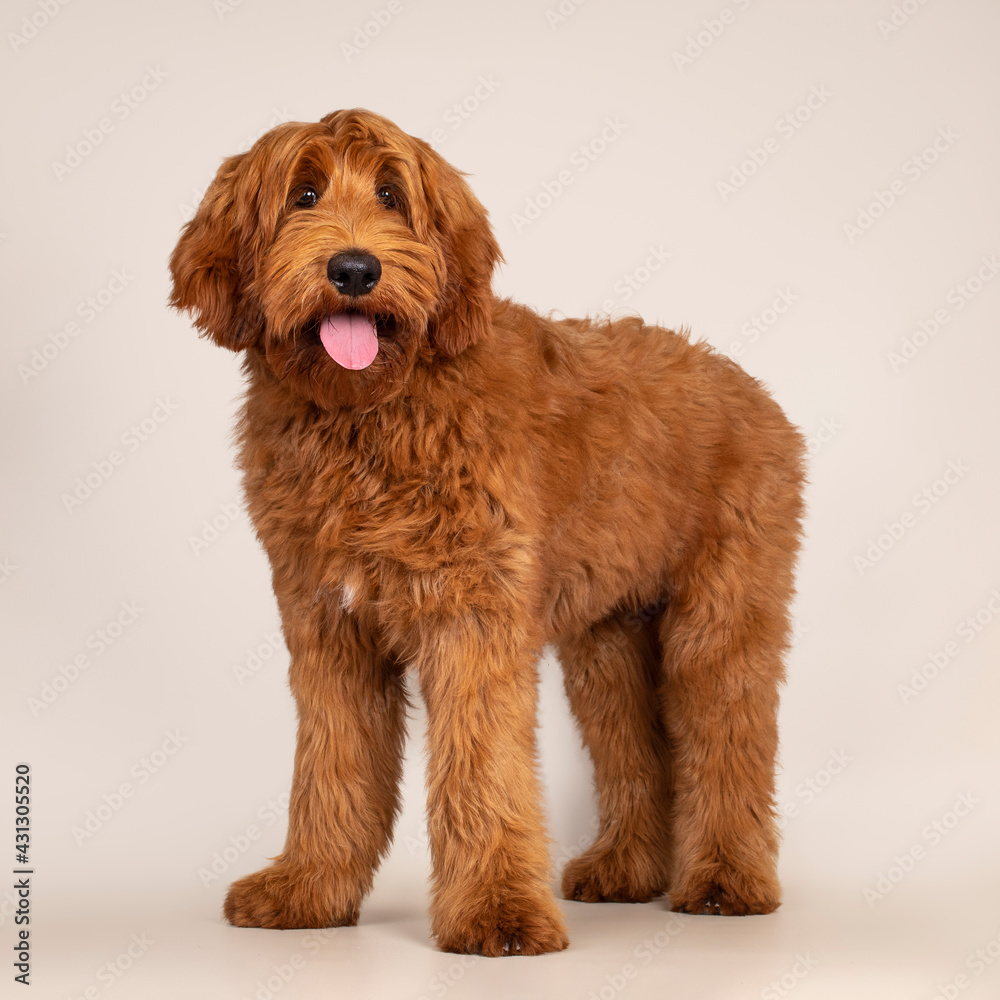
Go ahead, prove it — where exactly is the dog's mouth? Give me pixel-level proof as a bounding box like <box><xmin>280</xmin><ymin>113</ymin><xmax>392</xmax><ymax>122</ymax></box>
<box><xmin>310</xmin><ymin>312</ymin><xmax>397</xmax><ymax>370</ymax></box>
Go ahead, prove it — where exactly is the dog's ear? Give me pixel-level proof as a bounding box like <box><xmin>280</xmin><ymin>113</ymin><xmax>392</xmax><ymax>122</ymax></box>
<box><xmin>418</xmin><ymin>146</ymin><xmax>502</xmax><ymax>358</ymax></box>
<box><xmin>169</xmin><ymin>153</ymin><xmax>265</xmax><ymax>351</ymax></box>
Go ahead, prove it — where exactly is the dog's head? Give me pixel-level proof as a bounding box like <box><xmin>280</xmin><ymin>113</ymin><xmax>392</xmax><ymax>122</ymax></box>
<box><xmin>169</xmin><ymin>109</ymin><xmax>501</xmax><ymax>409</ymax></box>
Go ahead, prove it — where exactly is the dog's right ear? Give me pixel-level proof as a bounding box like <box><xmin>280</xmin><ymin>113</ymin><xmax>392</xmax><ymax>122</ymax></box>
<box><xmin>169</xmin><ymin>153</ymin><xmax>264</xmax><ymax>351</ymax></box>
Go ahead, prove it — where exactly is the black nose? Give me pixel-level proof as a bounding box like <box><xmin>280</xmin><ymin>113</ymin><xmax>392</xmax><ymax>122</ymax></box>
<box><xmin>327</xmin><ymin>250</ymin><xmax>382</xmax><ymax>297</ymax></box>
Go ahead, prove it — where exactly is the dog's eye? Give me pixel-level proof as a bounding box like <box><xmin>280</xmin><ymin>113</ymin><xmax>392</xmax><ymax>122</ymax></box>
<box><xmin>295</xmin><ymin>187</ymin><xmax>318</xmax><ymax>208</ymax></box>
<box><xmin>376</xmin><ymin>184</ymin><xmax>398</xmax><ymax>209</ymax></box>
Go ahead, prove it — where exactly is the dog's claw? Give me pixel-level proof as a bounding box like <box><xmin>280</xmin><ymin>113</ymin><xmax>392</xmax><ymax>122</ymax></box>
<box><xmin>434</xmin><ymin>892</ymin><xmax>569</xmax><ymax>957</ymax></box>
<box><xmin>224</xmin><ymin>864</ymin><xmax>359</xmax><ymax>930</ymax></box>
<box><xmin>669</xmin><ymin>877</ymin><xmax>780</xmax><ymax>917</ymax></box>
<box><xmin>561</xmin><ymin>846</ymin><xmax>667</xmax><ymax>903</ymax></box>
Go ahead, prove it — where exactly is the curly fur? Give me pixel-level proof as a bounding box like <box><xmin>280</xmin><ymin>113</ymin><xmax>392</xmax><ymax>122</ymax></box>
<box><xmin>169</xmin><ymin>108</ymin><xmax>805</xmax><ymax>956</ymax></box>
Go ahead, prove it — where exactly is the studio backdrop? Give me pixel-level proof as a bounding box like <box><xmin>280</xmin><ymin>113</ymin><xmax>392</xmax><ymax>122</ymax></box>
<box><xmin>3</xmin><ymin>1</ymin><xmax>999</xmax><ymax>998</ymax></box>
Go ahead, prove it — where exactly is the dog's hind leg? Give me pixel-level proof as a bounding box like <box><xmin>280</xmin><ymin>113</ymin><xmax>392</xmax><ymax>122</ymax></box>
<box><xmin>659</xmin><ymin>517</ymin><xmax>799</xmax><ymax>916</ymax></box>
<box><xmin>557</xmin><ymin>605</ymin><xmax>673</xmax><ymax>903</ymax></box>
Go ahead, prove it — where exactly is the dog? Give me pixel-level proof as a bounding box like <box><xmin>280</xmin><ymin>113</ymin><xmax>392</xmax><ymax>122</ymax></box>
<box><xmin>169</xmin><ymin>108</ymin><xmax>805</xmax><ymax>957</ymax></box>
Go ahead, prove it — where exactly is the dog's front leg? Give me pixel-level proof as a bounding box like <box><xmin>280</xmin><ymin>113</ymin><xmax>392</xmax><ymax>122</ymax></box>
<box><xmin>417</xmin><ymin>623</ymin><xmax>569</xmax><ymax>956</ymax></box>
<box><xmin>225</xmin><ymin>607</ymin><xmax>407</xmax><ymax>929</ymax></box>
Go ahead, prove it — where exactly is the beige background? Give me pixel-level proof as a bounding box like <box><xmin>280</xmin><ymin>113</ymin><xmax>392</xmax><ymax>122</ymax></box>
<box><xmin>3</xmin><ymin>0</ymin><xmax>999</xmax><ymax>997</ymax></box>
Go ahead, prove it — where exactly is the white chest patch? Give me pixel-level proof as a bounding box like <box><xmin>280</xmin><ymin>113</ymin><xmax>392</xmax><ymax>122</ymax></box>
<box><xmin>339</xmin><ymin>581</ymin><xmax>358</xmax><ymax>613</ymax></box>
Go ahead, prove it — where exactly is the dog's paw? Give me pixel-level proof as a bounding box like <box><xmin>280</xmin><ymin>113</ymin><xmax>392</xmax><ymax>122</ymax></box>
<box><xmin>434</xmin><ymin>890</ymin><xmax>569</xmax><ymax>956</ymax></box>
<box><xmin>224</xmin><ymin>863</ymin><xmax>359</xmax><ymax>929</ymax></box>
<box><xmin>561</xmin><ymin>846</ymin><xmax>667</xmax><ymax>903</ymax></box>
<box><xmin>669</xmin><ymin>872</ymin><xmax>780</xmax><ymax>916</ymax></box>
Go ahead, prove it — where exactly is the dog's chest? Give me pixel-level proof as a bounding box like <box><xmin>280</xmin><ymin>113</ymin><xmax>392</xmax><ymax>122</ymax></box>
<box><xmin>244</xmin><ymin>407</ymin><xmax>531</xmax><ymax>630</ymax></box>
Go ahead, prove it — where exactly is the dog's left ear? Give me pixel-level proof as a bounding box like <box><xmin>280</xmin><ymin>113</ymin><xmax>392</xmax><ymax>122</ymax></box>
<box><xmin>169</xmin><ymin>152</ymin><xmax>265</xmax><ymax>352</ymax></box>
<box><xmin>418</xmin><ymin>146</ymin><xmax>503</xmax><ymax>357</ymax></box>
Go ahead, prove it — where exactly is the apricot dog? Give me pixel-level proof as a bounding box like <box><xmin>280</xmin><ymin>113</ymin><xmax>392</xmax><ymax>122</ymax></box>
<box><xmin>169</xmin><ymin>109</ymin><xmax>804</xmax><ymax>956</ymax></box>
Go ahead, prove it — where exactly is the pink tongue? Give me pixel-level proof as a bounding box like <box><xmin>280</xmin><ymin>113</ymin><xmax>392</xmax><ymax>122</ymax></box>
<box><xmin>318</xmin><ymin>312</ymin><xmax>378</xmax><ymax>370</ymax></box>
